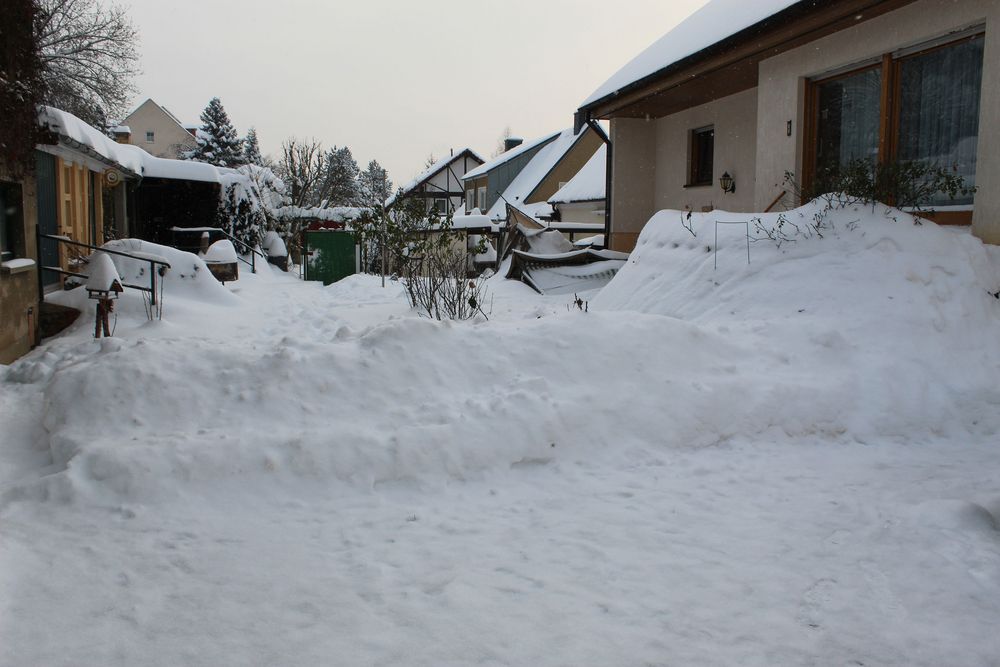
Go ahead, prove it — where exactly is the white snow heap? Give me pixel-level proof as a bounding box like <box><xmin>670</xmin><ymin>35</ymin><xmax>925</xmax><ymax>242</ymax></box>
<box><xmin>85</xmin><ymin>253</ymin><xmax>123</xmax><ymax>293</ymax></box>
<box><xmin>262</xmin><ymin>231</ymin><xmax>287</xmax><ymax>258</ymax></box>
<box><xmin>204</xmin><ymin>240</ymin><xmax>238</xmax><ymax>264</ymax></box>
<box><xmin>581</xmin><ymin>0</ymin><xmax>801</xmax><ymax>107</ymax></box>
<box><xmin>549</xmin><ymin>145</ymin><xmax>606</xmax><ymax>204</ymax></box>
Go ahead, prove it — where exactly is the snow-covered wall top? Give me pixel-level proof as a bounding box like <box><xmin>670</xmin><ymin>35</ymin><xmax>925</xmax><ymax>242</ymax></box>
<box><xmin>463</xmin><ymin>132</ymin><xmax>562</xmax><ymax>181</ymax></box>
<box><xmin>549</xmin><ymin>145</ymin><xmax>606</xmax><ymax>204</ymax></box>
<box><xmin>580</xmin><ymin>0</ymin><xmax>802</xmax><ymax>108</ymax></box>
<box><xmin>273</xmin><ymin>206</ymin><xmax>365</xmax><ymax>222</ymax></box>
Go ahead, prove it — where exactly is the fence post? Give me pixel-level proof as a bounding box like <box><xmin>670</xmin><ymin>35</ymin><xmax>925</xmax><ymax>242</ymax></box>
<box><xmin>149</xmin><ymin>260</ymin><xmax>156</xmax><ymax>306</ymax></box>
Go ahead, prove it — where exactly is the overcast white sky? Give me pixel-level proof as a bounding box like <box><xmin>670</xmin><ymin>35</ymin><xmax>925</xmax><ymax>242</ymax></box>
<box><xmin>124</xmin><ymin>0</ymin><xmax>706</xmax><ymax>182</ymax></box>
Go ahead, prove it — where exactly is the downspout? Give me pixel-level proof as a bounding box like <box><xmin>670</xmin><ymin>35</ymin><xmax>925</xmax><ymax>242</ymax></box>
<box><xmin>584</xmin><ymin>117</ymin><xmax>612</xmax><ymax>250</ymax></box>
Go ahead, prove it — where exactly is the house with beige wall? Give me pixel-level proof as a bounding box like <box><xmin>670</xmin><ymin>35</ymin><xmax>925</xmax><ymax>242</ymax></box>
<box><xmin>548</xmin><ymin>144</ymin><xmax>608</xmax><ymax>229</ymax></box>
<box><xmin>575</xmin><ymin>0</ymin><xmax>1000</xmax><ymax>252</ymax></box>
<box><xmin>116</xmin><ymin>98</ymin><xmax>198</xmax><ymax>160</ymax></box>
<box><xmin>461</xmin><ymin>125</ymin><xmax>606</xmax><ymax>223</ymax></box>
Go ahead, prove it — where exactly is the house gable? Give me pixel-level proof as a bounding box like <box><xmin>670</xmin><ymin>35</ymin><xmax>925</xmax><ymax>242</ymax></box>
<box><xmin>120</xmin><ymin>99</ymin><xmax>198</xmax><ymax>160</ymax></box>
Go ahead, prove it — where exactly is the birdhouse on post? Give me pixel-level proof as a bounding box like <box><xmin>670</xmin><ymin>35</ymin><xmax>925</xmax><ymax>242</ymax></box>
<box><xmin>86</xmin><ymin>252</ymin><xmax>124</xmax><ymax>338</ymax></box>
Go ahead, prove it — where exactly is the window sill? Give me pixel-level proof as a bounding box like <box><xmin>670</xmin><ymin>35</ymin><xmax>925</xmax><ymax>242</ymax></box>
<box><xmin>683</xmin><ymin>183</ymin><xmax>713</xmax><ymax>189</ymax></box>
<box><xmin>1</xmin><ymin>258</ymin><xmax>36</xmax><ymax>275</ymax></box>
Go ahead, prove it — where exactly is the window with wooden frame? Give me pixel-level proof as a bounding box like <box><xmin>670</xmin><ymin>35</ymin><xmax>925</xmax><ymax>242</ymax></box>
<box><xmin>688</xmin><ymin>126</ymin><xmax>715</xmax><ymax>187</ymax></box>
<box><xmin>804</xmin><ymin>30</ymin><xmax>985</xmax><ymax>220</ymax></box>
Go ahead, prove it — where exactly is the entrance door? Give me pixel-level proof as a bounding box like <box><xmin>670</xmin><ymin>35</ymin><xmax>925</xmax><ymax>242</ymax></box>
<box><xmin>35</xmin><ymin>152</ymin><xmax>60</xmax><ymax>288</ymax></box>
<box><xmin>304</xmin><ymin>231</ymin><xmax>357</xmax><ymax>285</ymax></box>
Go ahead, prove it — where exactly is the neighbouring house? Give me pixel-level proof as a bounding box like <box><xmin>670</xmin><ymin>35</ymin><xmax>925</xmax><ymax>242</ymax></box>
<box><xmin>115</xmin><ymin>98</ymin><xmax>198</xmax><ymax>160</ymax></box>
<box><xmin>0</xmin><ymin>164</ymin><xmax>40</xmax><ymax>363</ymax></box>
<box><xmin>460</xmin><ymin>125</ymin><xmax>607</xmax><ymax>223</ymax></box>
<box><xmin>574</xmin><ymin>0</ymin><xmax>1000</xmax><ymax>252</ymax></box>
<box><xmin>548</xmin><ymin>144</ymin><xmax>608</xmax><ymax>231</ymax></box>
<box><xmin>36</xmin><ymin>107</ymin><xmax>296</xmax><ymax>297</ymax></box>
<box><xmin>387</xmin><ymin>149</ymin><xmax>484</xmax><ymax>216</ymax></box>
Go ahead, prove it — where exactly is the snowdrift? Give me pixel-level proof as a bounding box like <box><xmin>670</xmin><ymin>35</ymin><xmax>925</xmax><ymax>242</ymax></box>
<box><xmin>6</xmin><ymin>204</ymin><xmax>1000</xmax><ymax>506</ymax></box>
<box><xmin>595</xmin><ymin>199</ymin><xmax>1000</xmax><ymax>442</ymax></box>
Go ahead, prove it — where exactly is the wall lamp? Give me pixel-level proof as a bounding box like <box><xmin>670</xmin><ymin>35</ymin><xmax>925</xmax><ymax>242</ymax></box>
<box><xmin>720</xmin><ymin>172</ymin><xmax>736</xmax><ymax>194</ymax></box>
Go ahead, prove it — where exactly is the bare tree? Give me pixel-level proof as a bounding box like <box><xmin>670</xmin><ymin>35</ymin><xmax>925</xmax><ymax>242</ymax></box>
<box><xmin>35</xmin><ymin>0</ymin><xmax>139</xmax><ymax>127</ymax></box>
<box><xmin>1</xmin><ymin>0</ymin><xmax>46</xmax><ymax>174</ymax></box>
<box><xmin>275</xmin><ymin>137</ymin><xmax>325</xmax><ymax>208</ymax></box>
<box><xmin>492</xmin><ymin>125</ymin><xmax>513</xmax><ymax>157</ymax></box>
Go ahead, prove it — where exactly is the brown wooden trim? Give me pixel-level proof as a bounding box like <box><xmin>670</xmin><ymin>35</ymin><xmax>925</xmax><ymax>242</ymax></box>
<box><xmin>587</xmin><ymin>0</ymin><xmax>918</xmax><ymax>119</ymax></box>
<box><xmin>801</xmin><ymin>79</ymin><xmax>819</xmax><ymax>199</ymax></box>
<box><xmin>915</xmin><ymin>210</ymin><xmax>973</xmax><ymax>225</ymax></box>
<box><xmin>687</xmin><ymin>126</ymin><xmax>715</xmax><ymax>187</ymax></box>
<box><xmin>895</xmin><ymin>30</ymin><xmax>984</xmax><ymax>62</ymax></box>
<box><xmin>877</xmin><ymin>54</ymin><xmax>895</xmax><ymax>164</ymax></box>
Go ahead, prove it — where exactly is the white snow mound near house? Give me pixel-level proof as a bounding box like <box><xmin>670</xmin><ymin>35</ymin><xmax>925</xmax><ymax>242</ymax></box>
<box><xmin>595</xmin><ymin>198</ymin><xmax>1000</xmax><ymax>440</ymax></box>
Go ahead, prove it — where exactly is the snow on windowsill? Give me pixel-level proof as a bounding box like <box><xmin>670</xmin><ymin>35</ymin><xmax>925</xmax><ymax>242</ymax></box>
<box><xmin>1</xmin><ymin>258</ymin><xmax>36</xmax><ymax>275</ymax></box>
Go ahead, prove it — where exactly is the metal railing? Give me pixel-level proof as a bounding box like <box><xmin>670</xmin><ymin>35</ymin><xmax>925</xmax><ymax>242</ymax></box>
<box><xmin>169</xmin><ymin>226</ymin><xmax>267</xmax><ymax>274</ymax></box>
<box><xmin>37</xmin><ymin>233</ymin><xmax>172</xmax><ymax>305</ymax></box>
<box><xmin>216</xmin><ymin>229</ymin><xmax>267</xmax><ymax>274</ymax></box>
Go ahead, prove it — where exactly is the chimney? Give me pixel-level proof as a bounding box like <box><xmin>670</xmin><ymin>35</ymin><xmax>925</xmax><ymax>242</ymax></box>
<box><xmin>504</xmin><ymin>137</ymin><xmax>523</xmax><ymax>152</ymax></box>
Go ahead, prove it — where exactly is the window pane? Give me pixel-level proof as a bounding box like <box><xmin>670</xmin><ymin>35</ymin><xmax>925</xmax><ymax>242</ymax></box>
<box><xmin>898</xmin><ymin>37</ymin><xmax>984</xmax><ymax>206</ymax></box>
<box><xmin>692</xmin><ymin>128</ymin><xmax>714</xmax><ymax>185</ymax></box>
<box><xmin>815</xmin><ymin>68</ymin><xmax>882</xmax><ymax>175</ymax></box>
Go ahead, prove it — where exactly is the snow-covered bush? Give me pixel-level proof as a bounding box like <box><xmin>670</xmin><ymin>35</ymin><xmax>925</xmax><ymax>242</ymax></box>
<box><xmin>217</xmin><ymin>164</ymin><xmax>286</xmax><ymax>251</ymax></box>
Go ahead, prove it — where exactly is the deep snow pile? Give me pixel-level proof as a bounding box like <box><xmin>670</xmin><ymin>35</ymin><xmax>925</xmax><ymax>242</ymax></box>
<box><xmin>2</xmin><ymin>210</ymin><xmax>1000</xmax><ymax>666</ymax></box>
<box><xmin>595</xmin><ymin>199</ymin><xmax>1000</xmax><ymax>441</ymax></box>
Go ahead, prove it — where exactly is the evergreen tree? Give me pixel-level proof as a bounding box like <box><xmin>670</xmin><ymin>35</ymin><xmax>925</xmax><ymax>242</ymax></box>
<box><xmin>243</xmin><ymin>127</ymin><xmax>264</xmax><ymax>166</ymax></box>
<box><xmin>184</xmin><ymin>97</ymin><xmax>243</xmax><ymax>168</ymax></box>
<box><xmin>358</xmin><ymin>160</ymin><xmax>392</xmax><ymax>209</ymax></box>
<box><xmin>322</xmin><ymin>146</ymin><xmax>361</xmax><ymax>207</ymax></box>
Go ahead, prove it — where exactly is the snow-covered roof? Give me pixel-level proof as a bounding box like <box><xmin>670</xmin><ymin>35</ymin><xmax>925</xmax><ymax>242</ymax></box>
<box><xmin>112</xmin><ymin>125</ymin><xmax>131</xmax><ymax>134</ymax></box>
<box><xmin>462</xmin><ymin>131</ymin><xmax>562</xmax><ymax>180</ymax></box>
<box><xmin>580</xmin><ymin>0</ymin><xmax>802</xmax><ymax>108</ymax></box>
<box><xmin>39</xmin><ymin>106</ymin><xmax>244</xmax><ymax>185</ymax></box>
<box><xmin>386</xmin><ymin>149</ymin><xmax>484</xmax><ymax>207</ymax></box>
<box><xmin>549</xmin><ymin>145</ymin><xmax>606</xmax><ymax>204</ymax></box>
<box><xmin>449</xmin><ymin>214</ymin><xmax>495</xmax><ymax>230</ymax></box>
<box><xmin>484</xmin><ymin>127</ymin><xmax>592</xmax><ymax>221</ymax></box>
<box><xmin>40</xmin><ymin>106</ymin><xmax>145</xmax><ymax>176</ymax></box>
<box><xmin>86</xmin><ymin>252</ymin><xmax>123</xmax><ymax>292</ymax></box>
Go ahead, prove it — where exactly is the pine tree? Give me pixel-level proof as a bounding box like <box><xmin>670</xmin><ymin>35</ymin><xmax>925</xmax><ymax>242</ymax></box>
<box><xmin>322</xmin><ymin>146</ymin><xmax>361</xmax><ymax>207</ymax></box>
<box><xmin>184</xmin><ymin>97</ymin><xmax>243</xmax><ymax>168</ymax></box>
<box><xmin>243</xmin><ymin>127</ymin><xmax>263</xmax><ymax>166</ymax></box>
<box><xmin>358</xmin><ymin>160</ymin><xmax>392</xmax><ymax>209</ymax></box>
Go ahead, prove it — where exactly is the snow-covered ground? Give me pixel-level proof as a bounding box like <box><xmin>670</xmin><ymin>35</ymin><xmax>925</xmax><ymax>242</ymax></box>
<box><xmin>2</xmin><ymin>203</ymin><xmax>1000</xmax><ymax>666</ymax></box>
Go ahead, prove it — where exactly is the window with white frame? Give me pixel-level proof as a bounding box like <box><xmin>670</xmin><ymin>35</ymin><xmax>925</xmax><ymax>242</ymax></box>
<box><xmin>145</xmin><ymin>131</ymin><xmax>155</xmax><ymax>143</ymax></box>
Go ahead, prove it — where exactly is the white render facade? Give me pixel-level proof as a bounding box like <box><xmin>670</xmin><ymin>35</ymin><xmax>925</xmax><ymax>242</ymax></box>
<box><xmin>592</xmin><ymin>0</ymin><xmax>1000</xmax><ymax>251</ymax></box>
<box><xmin>117</xmin><ymin>99</ymin><xmax>198</xmax><ymax>160</ymax></box>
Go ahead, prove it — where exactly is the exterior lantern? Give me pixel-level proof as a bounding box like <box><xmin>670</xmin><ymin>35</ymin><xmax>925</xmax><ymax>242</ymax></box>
<box><xmin>720</xmin><ymin>172</ymin><xmax>736</xmax><ymax>194</ymax></box>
